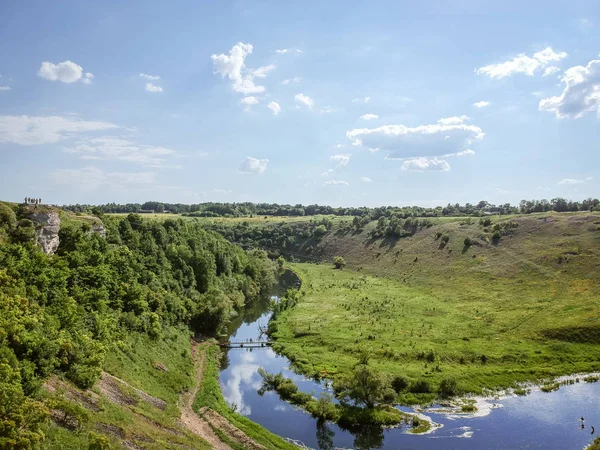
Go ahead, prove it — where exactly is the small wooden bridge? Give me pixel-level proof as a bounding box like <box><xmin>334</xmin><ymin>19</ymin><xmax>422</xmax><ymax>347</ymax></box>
<box><xmin>220</xmin><ymin>341</ymin><xmax>272</xmax><ymax>349</ymax></box>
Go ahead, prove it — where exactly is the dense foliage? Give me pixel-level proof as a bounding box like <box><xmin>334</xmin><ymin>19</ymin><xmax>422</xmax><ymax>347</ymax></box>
<box><xmin>0</xmin><ymin>204</ymin><xmax>277</xmax><ymax>448</ymax></box>
<box><xmin>62</xmin><ymin>197</ymin><xmax>600</xmax><ymax>219</ymax></box>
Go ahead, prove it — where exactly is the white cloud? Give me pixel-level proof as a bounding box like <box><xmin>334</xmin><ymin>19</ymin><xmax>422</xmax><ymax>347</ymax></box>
<box><xmin>361</xmin><ymin>176</ymin><xmax>371</xmax><ymax>183</ymax></box>
<box><xmin>324</xmin><ymin>179</ymin><xmax>349</xmax><ymax>186</ymax></box>
<box><xmin>241</xmin><ymin>96</ymin><xmax>259</xmax><ymax>105</ymax></box>
<box><xmin>212</xmin><ymin>188</ymin><xmax>232</xmax><ymax>194</ymax></box>
<box><xmin>449</xmin><ymin>149</ymin><xmax>476</xmax><ymax>157</ymax></box>
<box><xmin>281</xmin><ymin>76</ymin><xmax>302</xmax><ymax>85</ymax></box>
<box><xmin>402</xmin><ymin>157</ymin><xmax>451</xmax><ymax>172</ymax></box>
<box><xmin>267</xmin><ymin>101</ymin><xmax>281</xmax><ymax>115</ymax></box>
<box><xmin>476</xmin><ymin>47</ymin><xmax>567</xmax><ymax>79</ymax></box>
<box><xmin>38</xmin><ymin>60</ymin><xmax>90</xmax><ymax>83</ymax></box>
<box><xmin>321</xmin><ymin>169</ymin><xmax>334</xmax><ymax>176</ymax></box>
<box><xmin>537</xmin><ymin>186</ymin><xmax>551</xmax><ymax>191</ymax></box>
<box><xmin>360</xmin><ymin>113</ymin><xmax>378</xmax><ymax>120</ymax></box>
<box><xmin>437</xmin><ymin>115</ymin><xmax>470</xmax><ymax>125</ymax></box>
<box><xmin>330</xmin><ymin>154</ymin><xmax>351</xmax><ymax>166</ymax></box>
<box><xmin>558</xmin><ymin>176</ymin><xmax>592</xmax><ymax>185</ymax></box>
<box><xmin>275</xmin><ymin>48</ymin><xmax>301</xmax><ymax>55</ymax></box>
<box><xmin>352</xmin><ymin>96</ymin><xmax>370</xmax><ymax>104</ymax></box>
<box><xmin>211</xmin><ymin>42</ymin><xmax>272</xmax><ymax>95</ymax></box>
<box><xmin>50</xmin><ymin>166</ymin><xmax>155</xmax><ymax>190</ymax></box>
<box><xmin>0</xmin><ymin>115</ymin><xmax>118</xmax><ymax>146</ymax></box>
<box><xmin>473</xmin><ymin>101</ymin><xmax>490</xmax><ymax>108</ymax></box>
<box><xmin>0</xmin><ymin>86</ymin><xmax>11</xmax><ymax>91</ymax></box>
<box><xmin>81</xmin><ymin>73</ymin><xmax>94</xmax><ymax>85</ymax></box>
<box><xmin>252</xmin><ymin>64</ymin><xmax>276</xmax><ymax>78</ymax></box>
<box><xmin>238</xmin><ymin>156</ymin><xmax>268</xmax><ymax>174</ymax></box>
<box><xmin>334</xmin><ymin>143</ymin><xmax>344</xmax><ymax>148</ymax></box>
<box><xmin>539</xmin><ymin>59</ymin><xmax>600</xmax><ymax>118</ymax></box>
<box><xmin>63</xmin><ymin>136</ymin><xmax>176</xmax><ymax>166</ymax></box>
<box><xmin>145</xmin><ymin>83</ymin><xmax>163</xmax><ymax>93</ymax></box>
<box><xmin>347</xmin><ymin>121</ymin><xmax>484</xmax><ymax>159</ymax></box>
<box><xmin>295</xmin><ymin>93</ymin><xmax>314</xmax><ymax>108</ymax></box>
<box><xmin>542</xmin><ymin>66</ymin><xmax>561</xmax><ymax>77</ymax></box>
<box><xmin>140</xmin><ymin>73</ymin><xmax>160</xmax><ymax>80</ymax></box>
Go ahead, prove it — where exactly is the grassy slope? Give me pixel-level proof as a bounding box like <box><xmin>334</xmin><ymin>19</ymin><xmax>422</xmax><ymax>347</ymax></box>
<box><xmin>270</xmin><ymin>212</ymin><xmax>600</xmax><ymax>396</ymax></box>
<box><xmin>43</xmin><ymin>326</ymin><xmax>212</xmax><ymax>450</ymax></box>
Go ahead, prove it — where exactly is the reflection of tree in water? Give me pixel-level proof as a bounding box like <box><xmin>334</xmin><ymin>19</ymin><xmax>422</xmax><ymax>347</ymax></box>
<box><xmin>349</xmin><ymin>425</ymin><xmax>384</xmax><ymax>450</ymax></box>
<box><xmin>316</xmin><ymin>420</ymin><xmax>335</xmax><ymax>450</ymax></box>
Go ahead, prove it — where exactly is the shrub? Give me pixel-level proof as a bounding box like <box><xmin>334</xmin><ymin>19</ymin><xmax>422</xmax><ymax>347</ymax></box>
<box><xmin>313</xmin><ymin>224</ymin><xmax>328</xmax><ymax>236</ymax></box>
<box><xmin>439</xmin><ymin>378</ymin><xmax>459</xmax><ymax>398</ymax></box>
<box><xmin>463</xmin><ymin>237</ymin><xmax>472</xmax><ymax>247</ymax></box>
<box><xmin>492</xmin><ymin>230</ymin><xmax>501</xmax><ymax>241</ymax></box>
<box><xmin>391</xmin><ymin>375</ymin><xmax>410</xmax><ymax>393</ymax></box>
<box><xmin>441</xmin><ymin>235</ymin><xmax>450</xmax><ymax>244</ymax></box>
<box><xmin>333</xmin><ymin>256</ymin><xmax>346</xmax><ymax>270</ymax></box>
<box><xmin>410</xmin><ymin>379</ymin><xmax>432</xmax><ymax>394</ymax></box>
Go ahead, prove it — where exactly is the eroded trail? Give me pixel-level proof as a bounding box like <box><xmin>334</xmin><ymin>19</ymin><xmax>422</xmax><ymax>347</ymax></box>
<box><xmin>179</xmin><ymin>341</ymin><xmax>232</xmax><ymax>450</ymax></box>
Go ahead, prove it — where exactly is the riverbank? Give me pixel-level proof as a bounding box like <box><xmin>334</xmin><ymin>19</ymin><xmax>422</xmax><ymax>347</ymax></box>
<box><xmin>269</xmin><ymin>262</ymin><xmax>600</xmax><ymax>402</ymax></box>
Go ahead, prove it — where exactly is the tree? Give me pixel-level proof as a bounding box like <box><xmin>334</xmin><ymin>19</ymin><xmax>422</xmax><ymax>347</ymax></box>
<box><xmin>334</xmin><ymin>364</ymin><xmax>395</xmax><ymax>408</ymax></box>
<box><xmin>333</xmin><ymin>256</ymin><xmax>346</xmax><ymax>270</ymax></box>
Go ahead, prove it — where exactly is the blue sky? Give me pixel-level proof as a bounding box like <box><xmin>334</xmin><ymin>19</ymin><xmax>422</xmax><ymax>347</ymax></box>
<box><xmin>0</xmin><ymin>0</ymin><xmax>598</xmax><ymax>207</ymax></box>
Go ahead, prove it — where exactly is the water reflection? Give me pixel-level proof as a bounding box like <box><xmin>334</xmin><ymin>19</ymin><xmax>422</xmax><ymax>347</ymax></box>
<box><xmin>221</xmin><ymin>351</ymin><xmax>261</xmax><ymax>415</ymax></box>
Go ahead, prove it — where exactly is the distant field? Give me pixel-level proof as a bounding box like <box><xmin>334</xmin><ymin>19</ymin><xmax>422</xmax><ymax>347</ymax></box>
<box><xmin>270</xmin><ymin>212</ymin><xmax>600</xmax><ymax>400</ymax></box>
<box><xmin>106</xmin><ymin>212</ymin><xmax>348</xmax><ymax>225</ymax></box>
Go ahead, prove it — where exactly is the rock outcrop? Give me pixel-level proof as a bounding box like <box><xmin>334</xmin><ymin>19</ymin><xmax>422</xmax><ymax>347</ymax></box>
<box><xmin>29</xmin><ymin>210</ymin><xmax>60</xmax><ymax>255</ymax></box>
<box><xmin>91</xmin><ymin>224</ymin><xmax>106</xmax><ymax>238</ymax></box>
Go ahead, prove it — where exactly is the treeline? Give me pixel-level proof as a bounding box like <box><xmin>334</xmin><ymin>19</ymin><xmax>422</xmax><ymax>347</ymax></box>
<box><xmin>0</xmin><ymin>203</ymin><xmax>277</xmax><ymax>447</ymax></box>
<box><xmin>62</xmin><ymin>198</ymin><xmax>600</xmax><ymax>219</ymax></box>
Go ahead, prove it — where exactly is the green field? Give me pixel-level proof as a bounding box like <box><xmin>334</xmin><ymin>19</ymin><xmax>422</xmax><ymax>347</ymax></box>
<box><xmin>269</xmin><ymin>212</ymin><xmax>600</xmax><ymax>400</ymax></box>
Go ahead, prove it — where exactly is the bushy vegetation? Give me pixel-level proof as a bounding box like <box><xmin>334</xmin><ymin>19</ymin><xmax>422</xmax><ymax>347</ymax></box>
<box><xmin>0</xmin><ymin>203</ymin><xmax>277</xmax><ymax>448</ymax></box>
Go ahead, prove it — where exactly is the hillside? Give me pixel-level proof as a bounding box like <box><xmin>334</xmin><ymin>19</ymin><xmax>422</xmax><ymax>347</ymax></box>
<box><xmin>261</xmin><ymin>212</ymin><xmax>600</xmax><ymax>399</ymax></box>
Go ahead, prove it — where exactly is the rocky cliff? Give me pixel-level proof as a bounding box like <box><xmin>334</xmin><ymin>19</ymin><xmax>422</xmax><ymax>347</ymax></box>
<box><xmin>29</xmin><ymin>210</ymin><xmax>61</xmax><ymax>255</ymax></box>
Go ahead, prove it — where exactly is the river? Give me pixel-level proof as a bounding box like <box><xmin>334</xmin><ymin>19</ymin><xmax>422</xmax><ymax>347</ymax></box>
<box><xmin>219</xmin><ymin>271</ymin><xmax>600</xmax><ymax>449</ymax></box>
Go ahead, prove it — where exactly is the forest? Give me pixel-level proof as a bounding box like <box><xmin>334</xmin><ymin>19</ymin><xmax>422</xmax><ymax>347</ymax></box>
<box><xmin>61</xmin><ymin>197</ymin><xmax>600</xmax><ymax>219</ymax></box>
<box><xmin>0</xmin><ymin>203</ymin><xmax>277</xmax><ymax>448</ymax></box>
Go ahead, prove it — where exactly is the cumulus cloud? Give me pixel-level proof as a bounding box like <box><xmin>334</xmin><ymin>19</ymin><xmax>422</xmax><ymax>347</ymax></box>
<box><xmin>267</xmin><ymin>101</ymin><xmax>281</xmax><ymax>115</ymax></box>
<box><xmin>241</xmin><ymin>96</ymin><xmax>259</xmax><ymax>105</ymax></box>
<box><xmin>324</xmin><ymin>179</ymin><xmax>349</xmax><ymax>186</ymax></box>
<box><xmin>473</xmin><ymin>101</ymin><xmax>490</xmax><ymax>108</ymax></box>
<box><xmin>238</xmin><ymin>156</ymin><xmax>268</xmax><ymax>174</ymax></box>
<box><xmin>63</xmin><ymin>136</ymin><xmax>177</xmax><ymax>166</ymax></box>
<box><xmin>437</xmin><ymin>115</ymin><xmax>470</xmax><ymax>125</ymax></box>
<box><xmin>402</xmin><ymin>158</ymin><xmax>451</xmax><ymax>172</ymax></box>
<box><xmin>347</xmin><ymin>120</ymin><xmax>484</xmax><ymax>160</ymax></box>
<box><xmin>476</xmin><ymin>47</ymin><xmax>567</xmax><ymax>79</ymax></box>
<box><xmin>542</xmin><ymin>66</ymin><xmax>561</xmax><ymax>77</ymax></box>
<box><xmin>361</xmin><ymin>176</ymin><xmax>371</xmax><ymax>182</ymax></box>
<box><xmin>360</xmin><ymin>113</ymin><xmax>378</xmax><ymax>120</ymax></box>
<box><xmin>281</xmin><ymin>76</ymin><xmax>301</xmax><ymax>85</ymax></box>
<box><xmin>0</xmin><ymin>115</ymin><xmax>117</xmax><ymax>146</ymax></box>
<box><xmin>539</xmin><ymin>59</ymin><xmax>600</xmax><ymax>118</ymax></box>
<box><xmin>0</xmin><ymin>86</ymin><xmax>11</xmax><ymax>91</ymax></box>
<box><xmin>139</xmin><ymin>73</ymin><xmax>160</xmax><ymax>80</ymax></box>
<box><xmin>145</xmin><ymin>83</ymin><xmax>163</xmax><ymax>93</ymax></box>
<box><xmin>558</xmin><ymin>176</ymin><xmax>592</xmax><ymax>185</ymax></box>
<box><xmin>38</xmin><ymin>60</ymin><xmax>92</xmax><ymax>84</ymax></box>
<box><xmin>295</xmin><ymin>93</ymin><xmax>314</xmax><ymax>108</ymax></box>
<box><xmin>446</xmin><ymin>149</ymin><xmax>476</xmax><ymax>157</ymax></box>
<box><xmin>50</xmin><ymin>166</ymin><xmax>155</xmax><ymax>190</ymax></box>
<box><xmin>211</xmin><ymin>42</ymin><xmax>274</xmax><ymax>95</ymax></box>
<box><xmin>330</xmin><ymin>154</ymin><xmax>351</xmax><ymax>166</ymax></box>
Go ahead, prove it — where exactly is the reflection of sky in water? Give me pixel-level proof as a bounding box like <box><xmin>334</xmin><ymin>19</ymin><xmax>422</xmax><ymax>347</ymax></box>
<box><xmin>220</xmin><ymin>298</ymin><xmax>600</xmax><ymax>449</ymax></box>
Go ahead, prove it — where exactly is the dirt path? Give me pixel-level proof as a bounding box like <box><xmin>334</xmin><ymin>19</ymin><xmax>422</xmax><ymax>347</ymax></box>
<box><xmin>179</xmin><ymin>341</ymin><xmax>232</xmax><ymax>450</ymax></box>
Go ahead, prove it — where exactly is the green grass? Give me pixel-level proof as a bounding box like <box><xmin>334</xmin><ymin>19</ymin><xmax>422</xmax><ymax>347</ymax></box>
<box><xmin>193</xmin><ymin>345</ymin><xmax>298</xmax><ymax>450</ymax></box>
<box><xmin>270</xmin><ymin>240</ymin><xmax>600</xmax><ymax>398</ymax></box>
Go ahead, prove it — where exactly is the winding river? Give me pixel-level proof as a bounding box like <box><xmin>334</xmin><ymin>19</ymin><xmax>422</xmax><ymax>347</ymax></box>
<box><xmin>219</xmin><ymin>271</ymin><xmax>600</xmax><ymax>449</ymax></box>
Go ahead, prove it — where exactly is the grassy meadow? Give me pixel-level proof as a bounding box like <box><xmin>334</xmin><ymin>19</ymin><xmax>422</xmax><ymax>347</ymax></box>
<box><xmin>269</xmin><ymin>212</ymin><xmax>600</xmax><ymax>400</ymax></box>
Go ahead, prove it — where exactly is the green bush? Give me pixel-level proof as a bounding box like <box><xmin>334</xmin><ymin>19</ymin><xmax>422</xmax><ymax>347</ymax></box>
<box><xmin>410</xmin><ymin>379</ymin><xmax>432</xmax><ymax>394</ymax></box>
<box><xmin>463</xmin><ymin>237</ymin><xmax>472</xmax><ymax>247</ymax></box>
<box><xmin>333</xmin><ymin>256</ymin><xmax>346</xmax><ymax>269</ymax></box>
<box><xmin>439</xmin><ymin>378</ymin><xmax>459</xmax><ymax>398</ymax></box>
<box><xmin>492</xmin><ymin>230</ymin><xmax>501</xmax><ymax>241</ymax></box>
<box><xmin>391</xmin><ymin>375</ymin><xmax>410</xmax><ymax>393</ymax></box>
